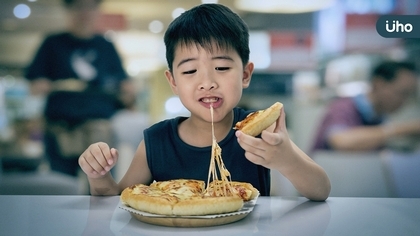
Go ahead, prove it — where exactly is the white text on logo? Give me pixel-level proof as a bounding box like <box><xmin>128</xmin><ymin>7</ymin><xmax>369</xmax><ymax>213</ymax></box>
<box><xmin>386</xmin><ymin>20</ymin><xmax>413</xmax><ymax>32</ymax></box>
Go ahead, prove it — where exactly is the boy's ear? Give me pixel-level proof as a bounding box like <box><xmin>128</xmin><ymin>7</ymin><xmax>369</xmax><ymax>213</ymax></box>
<box><xmin>165</xmin><ymin>70</ymin><xmax>179</xmax><ymax>95</ymax></box>
<box><xmin>242</xmin><ymin>62</ymin><xmax>254</xmax><ymax>88</ymax></box>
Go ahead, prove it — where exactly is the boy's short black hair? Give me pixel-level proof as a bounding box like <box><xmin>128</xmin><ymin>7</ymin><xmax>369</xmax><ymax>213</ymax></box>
<box><xmin>372</xmin><ymin>60</ymin><xmax>417</xmax><ymax>82</ymax></box>
<box><xmin>164</xmin><ymin>4</ymin><xmax>250</xmax><ymax>71</ymax></box>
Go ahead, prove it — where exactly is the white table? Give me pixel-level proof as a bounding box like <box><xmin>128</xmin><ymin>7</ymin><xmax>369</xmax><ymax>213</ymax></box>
<box><xmin>1</xmin><ymin>195</ymin><xmax>419</xmax><ymax>236</ymax></box>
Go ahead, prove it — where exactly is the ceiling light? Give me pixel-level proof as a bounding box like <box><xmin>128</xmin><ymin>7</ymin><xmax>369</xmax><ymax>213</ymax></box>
<box><xmin>13</xmin><ymin>4</ymin><xmax>31</xmax><ymax>19</ymax></box>
<box><xmin>234</xmin><ymin>0</ymin><xmax>336</xmax><ymax>13</ymax></box>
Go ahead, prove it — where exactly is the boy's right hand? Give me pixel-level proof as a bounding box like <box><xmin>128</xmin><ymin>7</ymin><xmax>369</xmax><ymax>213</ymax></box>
<box><xmin>78</xmin><ymin>142</ymin><xmax>118</xmax><ymax>179</ymax></box>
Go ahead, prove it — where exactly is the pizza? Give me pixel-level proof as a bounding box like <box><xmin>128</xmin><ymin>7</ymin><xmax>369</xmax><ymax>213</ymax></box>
<box><xmin>120</xmin><ymin>179</ymin><xmax>258</xmax><ymax>216</ymax></box>
<box><xmin>234</xmin><ymin>102</ymin><xmax>283</xmax><ymax>136</ymax></box>
<box><xmin>205</xmin><ymin>180</ymin><xmax>259</xmax><ymax>201</ymax></box>
<box><xmin>120</xmin><ymin>103</ymin><xmax>265</xmax><ymax>216</ymax></box>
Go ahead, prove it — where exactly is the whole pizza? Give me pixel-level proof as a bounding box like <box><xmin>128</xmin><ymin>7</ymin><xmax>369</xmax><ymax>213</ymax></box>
<box><xmin>120</xmin><ymin>179</ymin><xmax>259</xmax><ymax>216</ymax></box>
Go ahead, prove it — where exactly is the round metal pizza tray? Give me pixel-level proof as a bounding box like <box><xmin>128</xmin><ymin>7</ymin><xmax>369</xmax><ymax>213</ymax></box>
<box><xmin>119</xmin><ymin>197</ymin><xmax>257</xmax><ymax>227</ymax></box>
<box><xmin>129</xmin><ymin>211</ymin><xmax>250</xmax><ymax>227</ymax></box>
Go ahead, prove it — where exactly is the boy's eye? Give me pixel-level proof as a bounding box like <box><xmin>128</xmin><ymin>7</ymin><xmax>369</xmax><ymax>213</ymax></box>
<box><xmin>182</xmin><ymin>69</ymin><xmax>197</xmax><ymax>74</ymax></box>
<box><xmin>215</xmin><ymin>67</ymin><xmax>230</xmax><ymax>71</ymax></box>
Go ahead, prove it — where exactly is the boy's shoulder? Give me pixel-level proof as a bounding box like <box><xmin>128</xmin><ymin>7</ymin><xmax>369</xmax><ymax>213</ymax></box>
<box><xmin>146</xmin><ymin>116</ymin><xmax>185</xmax><ymax>133</ymax></box>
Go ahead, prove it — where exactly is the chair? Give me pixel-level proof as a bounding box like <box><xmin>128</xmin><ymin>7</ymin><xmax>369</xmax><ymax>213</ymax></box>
<box><xmin>313</xmin><ymin>151</ymin><xmax>391</xmax><ymax>197</ymax></box>
<box><xmin>0</xmin><ymin>158</ymin><xmax>82</xmax><ymax>195</ymax></box>
<box><xmin>382</xmin><ymin>151</ymin><xmax>420</xmax><ymax>198</ymax></box>
<box><xmin>0</xmin><ymin>171</ymin><xmax>81</xmax><ymax>195</ymax></box>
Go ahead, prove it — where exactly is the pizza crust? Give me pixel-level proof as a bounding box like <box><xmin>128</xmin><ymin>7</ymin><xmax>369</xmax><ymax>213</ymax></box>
<box><xmin>172</xmin><ymin>196</ymin><xmax>243</xmax><ymax>216</ymax></box>
<box><xmin>120</xmin><ymin>180</ymin><xmax>246</xmax><ymax>216</ymax></box>
<box><xmin>121</xmin><ymin>188</ymin><xmax>176</xmax><ymax>215</ymax></box>
<box><xmin>234</xmin><ymin>102</ymin><xmax>283</xmax><ymax>136</ymax></box>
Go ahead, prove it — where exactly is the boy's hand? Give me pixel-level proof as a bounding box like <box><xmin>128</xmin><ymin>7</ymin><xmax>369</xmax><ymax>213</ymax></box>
<box><xmin>78</xmin><ymin>142</ymin><xmax>118</xmax><ymax>179</ymax></box>
<box><xmin>235</xmin><ymin>107</ymin><xmax>291</xmax><ymax>169</ymax></box>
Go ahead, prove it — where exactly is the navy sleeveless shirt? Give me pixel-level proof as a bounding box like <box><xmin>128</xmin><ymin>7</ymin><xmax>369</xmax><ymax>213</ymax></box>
<box><xmin>144</xmin><ymin>107</ymin><xmax>271</xmax><ymax>196</ymax></box>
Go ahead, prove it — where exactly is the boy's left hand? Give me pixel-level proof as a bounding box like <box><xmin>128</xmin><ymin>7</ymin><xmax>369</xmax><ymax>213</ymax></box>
<box><xmin>235</xmin><ymin>107</ymin><xmax>292</xmax><ymax>169</ymax></box>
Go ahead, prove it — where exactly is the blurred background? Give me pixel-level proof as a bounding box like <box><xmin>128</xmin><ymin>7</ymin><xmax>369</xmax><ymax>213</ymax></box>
<box><xmin>1</xmin><ymin>0</ymin><xmax>419</xmax><ymax>196</ymax></box>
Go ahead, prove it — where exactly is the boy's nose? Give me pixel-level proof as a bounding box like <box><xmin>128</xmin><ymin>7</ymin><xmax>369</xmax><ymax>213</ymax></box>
<box><xmin>199</xmin><ymin>76</ymin><xmax>217</xmax><ymax>90</ymax></box>
<box><xmin>200</xmin><ymin>85</ymin><xmax>215</xmax><ymax>90</ymax></box>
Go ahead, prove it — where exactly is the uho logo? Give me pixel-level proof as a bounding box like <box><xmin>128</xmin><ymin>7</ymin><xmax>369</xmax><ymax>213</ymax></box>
<box><xmin>377</xmin><ymin>15</ymin><xmax>420</xmax><ymax>38</ymax></box>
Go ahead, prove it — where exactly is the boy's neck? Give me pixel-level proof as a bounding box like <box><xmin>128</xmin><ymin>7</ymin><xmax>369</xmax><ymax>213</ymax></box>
<box><xmin>178</xmin><ymin>111</ymin><xmax>234</xmax><ymax>147</ymax></box>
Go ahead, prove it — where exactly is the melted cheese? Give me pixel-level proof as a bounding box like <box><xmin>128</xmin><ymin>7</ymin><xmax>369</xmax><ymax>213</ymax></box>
<box><xmin>206</xmin><ymin>105</ymin><xmax>235</xmax><ymax>196</ymax></box>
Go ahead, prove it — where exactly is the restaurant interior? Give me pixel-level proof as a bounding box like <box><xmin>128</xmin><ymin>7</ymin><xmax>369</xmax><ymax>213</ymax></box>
<box><xmin>0</xmin><ymin>0</ymin><xmax>419</xmax><ymax>197</ymax></box>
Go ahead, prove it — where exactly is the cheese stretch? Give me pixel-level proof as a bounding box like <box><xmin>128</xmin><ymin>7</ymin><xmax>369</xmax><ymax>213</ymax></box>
<box><xmin>206</xmin><ymin>105</ymin><xmax>235</xmax><ymax>196</ymax></box>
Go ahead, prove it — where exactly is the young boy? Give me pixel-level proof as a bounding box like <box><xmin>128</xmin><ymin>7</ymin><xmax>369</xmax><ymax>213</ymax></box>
<box><xmin>79</xmin><ymin>4</ymin><xmax>331</xmax><ymax>201</ymax></box>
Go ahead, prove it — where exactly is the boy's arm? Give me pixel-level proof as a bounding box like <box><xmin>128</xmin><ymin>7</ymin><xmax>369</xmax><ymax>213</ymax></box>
<box><xmin>275</xmin><ymin>141</ymin><xmax>331</xmax><ymax>201</ymax></box>
<box><xmin>79</xmin><ymin>143</ymin><xmax>121</xmax><ymax>196</ymax></box>
<box><xmin>87</xmin><ymin>173</ymin><xmax>121</xmax><ymax>196</ymax></box>
<box><xmin>236</xmin><ymin>108</ymin><xmax>331</xmax><ymax>201</ymax></box>
<box><xmin>118</xmin><ymin>140</ymin><xmax>153</xmax><ymax>190</ymax></box>
<box><xmin>80</xmin><ymin>141</ymin><xmax>152</xmax><ymax>196</ymax></box>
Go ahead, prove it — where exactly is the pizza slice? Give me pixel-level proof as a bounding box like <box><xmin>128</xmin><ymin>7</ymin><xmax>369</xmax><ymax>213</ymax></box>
<box><xmin>205</xmin><ymin>180</ymin><xmax>259</xmax><ymax>201</ymax></box>
<box><xmin>151</xmin><ymin>179</ymin><xmax>205</xmax><ymax>198</ymax></box>
<box><xmin>234</xmin><ymin>102</ymin><xmax>283</xmax><ymax>136</ymax></box>
<box><xmin>121</xmin><ymin>184</ymin><xmax>178</xmax><ymax>216</ymax></box>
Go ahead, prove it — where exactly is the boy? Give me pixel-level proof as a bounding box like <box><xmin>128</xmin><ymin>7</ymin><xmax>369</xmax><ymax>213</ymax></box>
<box><xmin>79</xmin><ymin>4</ymin><xmax>331</xmax><ymax>201</ymax></box>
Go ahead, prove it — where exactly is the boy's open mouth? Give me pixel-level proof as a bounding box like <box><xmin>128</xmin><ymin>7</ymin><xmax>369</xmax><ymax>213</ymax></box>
<box><xmin>200</xmin><ymin>97</ymin><xmax>219</xmax><ymax>103</ymax></box>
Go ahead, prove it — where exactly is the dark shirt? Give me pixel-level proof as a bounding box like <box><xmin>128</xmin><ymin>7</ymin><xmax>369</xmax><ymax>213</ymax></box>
<box><xmin>25</xmin><ymin>32</ymin><xmax>127</xmax><ymax>92</ymax></box>
<box><xmin>144</xmin><ymin>107</ymin><xmax>271</xmax><ymax>196</ymax></box>
<box><xmin>25</xmin><ymin>32</ymin><xmax>128</xmax><ymax>123</ymax></box>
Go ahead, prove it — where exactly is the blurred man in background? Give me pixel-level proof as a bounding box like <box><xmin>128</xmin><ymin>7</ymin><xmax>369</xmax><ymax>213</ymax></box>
<box><xmin>311</xmin><ymin>60</ymin><xmax>420</xmax><ymax>153</ymax></box>
<box><xmin>25</xmin><ymin>0</ymin><xmax>133</xmax><ymax>176</ymax></box>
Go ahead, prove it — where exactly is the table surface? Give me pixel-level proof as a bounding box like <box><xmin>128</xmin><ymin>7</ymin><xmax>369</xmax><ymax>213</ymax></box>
<box><xmin>1</xmin><ymin>195</ymin><xmax>419</xmax><ymax>236</ymax></box>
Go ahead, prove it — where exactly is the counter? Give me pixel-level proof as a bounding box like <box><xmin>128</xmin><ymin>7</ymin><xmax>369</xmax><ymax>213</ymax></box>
<box><xmin>1</xmin><ymin>195</ymin><xmax>419</xmax><ymax>235</ymax></box>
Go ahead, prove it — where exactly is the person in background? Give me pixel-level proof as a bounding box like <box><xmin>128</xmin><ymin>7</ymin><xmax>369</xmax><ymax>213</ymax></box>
<box><xmin>78</xmin><ymin>4</ymin><xmax>331</xmax><ymax>201</ymax></box>
<box><xmin>25</xmin><ymin>0</ymin><xmax>133</xmax><ymax>176</ymax></box>
<box><xmin>311</xmin><ymin>60</ymin><xmax>420</xmax><ymax>153</ymax></box>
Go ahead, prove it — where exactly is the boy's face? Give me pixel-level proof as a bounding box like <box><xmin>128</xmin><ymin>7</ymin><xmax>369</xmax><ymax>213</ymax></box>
<box><xmin>165</xmin><ymin>42</ymin><xmax>254</xmax><ymax>123</ymax></box>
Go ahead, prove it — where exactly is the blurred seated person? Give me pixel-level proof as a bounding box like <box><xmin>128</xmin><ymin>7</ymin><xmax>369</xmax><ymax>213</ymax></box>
<box><xmin>311</xmin><ymin>60</ymin><xmax>420</xmax><ymax>153</ymax></box>
<box><xmin>25</xmin><ymin>0</ymin><xmax>133</xmax><ymax>176</ymax></box>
